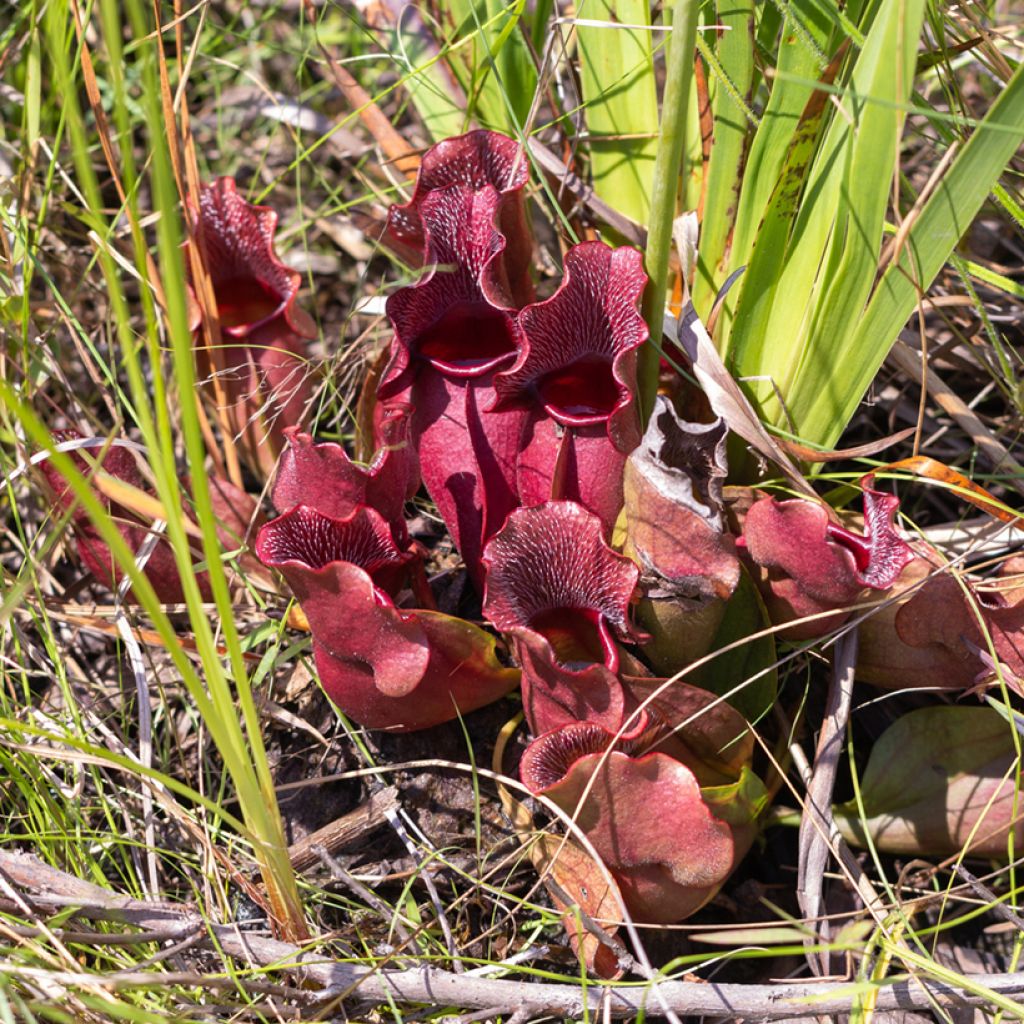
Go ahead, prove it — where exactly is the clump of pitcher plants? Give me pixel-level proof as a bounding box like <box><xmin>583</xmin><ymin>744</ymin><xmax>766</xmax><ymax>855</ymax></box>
<box><xmin>40</xmin><ymin>130</ymin><xmax>1024</xmax><ymax>975</ymax></box>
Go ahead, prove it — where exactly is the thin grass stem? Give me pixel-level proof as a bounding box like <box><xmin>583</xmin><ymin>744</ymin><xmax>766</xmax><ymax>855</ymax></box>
<box><xmin>638</xmin><ymin>0</ymin><xmax>699</xmax><ymax>423</ymax></box>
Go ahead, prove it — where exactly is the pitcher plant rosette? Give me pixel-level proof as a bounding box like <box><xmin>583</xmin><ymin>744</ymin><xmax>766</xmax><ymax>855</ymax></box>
<box><xmin>243</xmin><ymin>130</ymin><xmax>773</xmax><ymax>946</ymax></box>
<box><xmin>37</xmin><ymin>125</ymin><xmax>1024</xmax><ymax>976</ymax></box>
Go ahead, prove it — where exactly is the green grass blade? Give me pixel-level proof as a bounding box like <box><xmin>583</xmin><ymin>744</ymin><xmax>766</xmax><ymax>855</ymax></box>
<box><xmin>691</xmin><ymin>0</ymin><xmax>755</xmax><ymax>317</ymax></box>
<box><xmin>993</xmin><ymin>182</ymin><xmax>1024</xmax><ymax>231</ymax></box>
<box><xmin>807</xmin><ymin>59</ymin><xmax>1024</xmax><ymax>447</ymax></box>
<box><xmin>725</xmin><ymin>0</ymin><xmax>925</xmax><ymax>434</ymax></box>
<box><xmin>638</xmin><ymin>0</ymin><xmax>700</xmax><ymax>418</ymax></box>
<box><xmin>384</xmin><ymin>7</ymin><xmax>469</xmax><ymax>140</ymax></box>
<box><xmin>576</xmin><ymin>0</ymin><xmax>661</xmax><ymax>224</ymax></box>
<box><xmin>719</xmin><ymin>41</ymin><xmax>840</xmax><ymax>369</ymax></box>
<box><xmin>778</xmin><ymin>0</ymin><xmax>926</xmax><ymax>437</ymax></box>
<box><xmin>959</xmin><ymin>256</ymin><xmax>1024</xmax><ymax>301</ymax></box>
<box><xmin>714</xmin><ymin>3</ymin><xmax>834</xmax><ymax>343</ymax></box>
<box><xmin>129</xmin><ymin>1</ymin><xmax>307</xmax><ymax>937</ymax></box>
<box><xmin>432</xmin><ymin>0</ymin><xmax>537</xmax><ymax>133</ymax></box>
<box><xmin>30</xmin><ymin>0</ymin><xmax>307</xmax><ymax>940</ymax></box>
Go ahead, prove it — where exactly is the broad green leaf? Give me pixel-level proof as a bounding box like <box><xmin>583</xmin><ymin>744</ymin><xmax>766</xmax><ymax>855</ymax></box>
<box><xmin>691</xmin><ymin>0</ymin><xmax>755</xmax><ymax>317</ymax></box>
<box><xmin>707</xmin><ymin>0</ymin><xmax>1023</xmax><ymax>452</ymax></box>
<box><xmin>803</xmin><ymin>59</ymin><xmax>1024</xmax><ymax>447</ymax></box>
<box><xmin>723</xmin><ymin>0</ymin><xmax>925</xmax><ymax>433</ymax></box>
<box><xmin>778</xmin><ymin>0</ymin><xmax>925</xmax><ymax>437</ymax></box>
<box><xmin>387</xmin><ymin>7</ymin><xmax>468</xmax><ymax>140</ymax></box>
<box><xmin>751</xmin><ymin>0</ymin><xmax>923</xmax><ymax>424</ymax></box>
<box><xmin>680</xmin><ymin>46</ymin><xmax>705</xmax><ymax>212</ymax></box>
<box><xmin>719</xmin><ymin>39</ymin><xmax>841</xmax><ymax>369</ymax></box>
<box><xmin>715</xmin><ymin>4</ymin><xmax>835</xmax><ymax>348</ymax></box>
<box><xmin>702</xmin><ymin>764</ymin><xmax>770</xmax><ymax>826</ymax></box>
<box><xmin>576</xmin><ymin>0</ymin><xmax>660</xmax><ymax>224</ymax></box>
<box><xmin>530</xmin><ymin>0</ymin><xmax>554</xmax><ymax>54</ymax></box>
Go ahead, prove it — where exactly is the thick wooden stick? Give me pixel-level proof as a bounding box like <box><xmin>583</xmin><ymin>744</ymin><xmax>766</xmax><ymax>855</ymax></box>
<box><xmin>2</xmin><ymin>849</ymin><xmax>1023</xmax><ymax>1020</ymax></box>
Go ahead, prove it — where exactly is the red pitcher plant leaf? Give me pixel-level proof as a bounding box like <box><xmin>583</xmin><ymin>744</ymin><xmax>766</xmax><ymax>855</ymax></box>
<box><xmin>380</xmin><ymin>184</ymin><xmax>529</xmax><ymax>585</ymax></box>
<box><xmin>39</xmin><ymin>431</ymin><xmax>263</xmax><ymax>603</ymax></box>
<box><xmin>855</xmin><ymin>550</ymin><xmax>1024</xmax><ymax>694</ymax></box>
<box><xmin>891</xmin><ymin>556</ymin><xmax>1024</xmax><ymax>694</ymax></box>
<box><xmin>271</xmin><ymin>404</ymin><xmax>419</xmax><ymax>541</ymax></box>
<box><xmin>740</xmin><ymin>480</ymin><xmax>914</xmax><ymax>639</ymax></box>
<box><xmin>496</xmin><ymin>720</ymin><xmax>627</xmax><ymax>979</ymax></box>
<box><xmin>622</xmin><ymin>676</ymin><xmax>755</xmax><ymax>786</ymax></box>
<box><xmin>855</xmin><ymin>552</ymin><xmax>982</xmax><ymax>691</ymax></box>
<box><xmin>256</xmin><ymin>503</ymin><xmax>419</xmax><ymax>598</ymax></box>
<box><xmin>623</xmin><ymin>396</ymin><xmax>740</xmax><ymax>675</ymax></box>
<box><xmin>205</xmin><ymin>471</ymin><xmax>270</xmax><ymax>587</ymax></box>
<box><xmin>482</xmin><ymin>501</ymin><xmax>640</xmax><ymax>735</ymax></box>
<box><xmin>40</xmin><ymin>434</ymin><xmax>187</xmax><ymax>602</ymax></box>
<box><xmin>527</xmin><ymin>683</ymin><xmax>763</xmax><ymax>977</ymax></box>
<box><xmin>383</xmin><ymin>186</ymin><xmax>522</xmax><ymax>384</ymax></box>
<box><xmin>386</xmin><ymin>129</ymin><xmax>534</xmax><ymax>307</ymax></box>
<box><xmin>188</xmin><ymin>178</ymin><xmax>317</xmax><ymax>474</ymax></box>
<box><xmin>493</xmin><ymin>242</ymin><xmax>648</xmax><ymax>535</ymax></box>
<box><xmin>521</xmin><ymin>720</ymin><xmax>740</xmax><ymax>924</ymax></box>
<box><xmin>624</xmin><ymin>398</ymin><xmax>735</xmax><ymax>598</ymax></box>
<box><xmin>257</xmin><ymin>503</ymin><xmax>518</xmax><ymax>731</ymax></box>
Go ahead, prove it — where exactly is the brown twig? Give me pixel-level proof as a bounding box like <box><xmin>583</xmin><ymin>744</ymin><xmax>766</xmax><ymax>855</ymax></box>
<box><xmin>4</xmin><ymin>841</ymin><xmax>1024</xmax><ymax>1020</ymax></box>
<box><xmin>303</xmin><ymin>0</ymin><xmax>419</xmax><ymax>177</ymax></box>
<box><xmin>953</xmin><ymin>864</ymin><xmax>1024</xmax><ymax>933</ymax></box>
<box><xmin>287</xmin><ymin>787</ymin><xmax>399</xmax><ymax>873</ymax></box>
<box><xmin>2</xmin><ymin>847</ymin><xmax>1024</xmax><ymax>1018</ymax></box>
<box><xmin>313</xmin><ymin>845</ymin><xmax>416</xmax><ymax>949</ymax></box>
<box><xmin>796</xmin><ymin>628</ymin><xmax>858</xmax><ymax>976</ymax></box>
<box><xmin>6</xmin><ymin>840</ymin><xmax>1024</xmax><ymax>1020</ymax></box>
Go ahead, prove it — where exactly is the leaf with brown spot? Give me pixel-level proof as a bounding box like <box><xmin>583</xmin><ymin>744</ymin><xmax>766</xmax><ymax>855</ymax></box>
<box><xmin>534</xmin><ymin>834</ymin><xmax>626</xmax><ymax>980</ymax></box>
